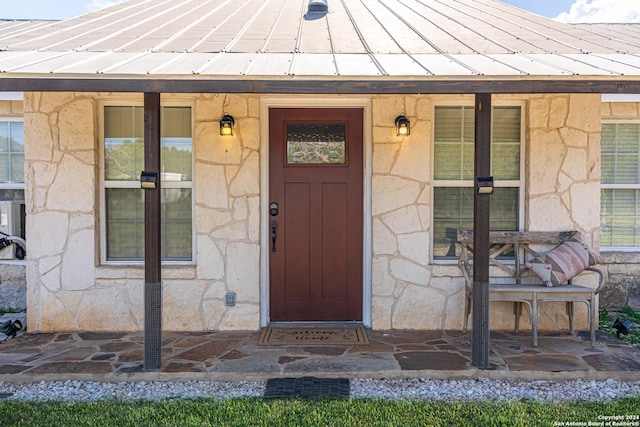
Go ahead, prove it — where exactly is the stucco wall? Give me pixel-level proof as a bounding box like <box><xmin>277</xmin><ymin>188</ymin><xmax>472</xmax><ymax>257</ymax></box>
<box><xmin>23</xmin><ymin>92</ymin><xmax>603</xmax><ymax>332</ymax></box>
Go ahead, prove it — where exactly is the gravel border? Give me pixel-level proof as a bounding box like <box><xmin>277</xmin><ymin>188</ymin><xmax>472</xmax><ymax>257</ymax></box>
<box><xmin>350</xmin><ymin>378</ymin><xmax>640</xmax><ymax>402</ymax></box>
<box><xmin>1</xmin><ymin>378</ymin><xmax>639</xmax><ymax>402</ymax></box>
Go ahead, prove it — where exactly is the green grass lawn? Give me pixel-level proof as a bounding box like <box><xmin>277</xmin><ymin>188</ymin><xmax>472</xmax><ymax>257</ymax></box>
<box><xmin>1</xmin><ymin>397</ymin><xmax>640</xmax><ymax>427</ymax></box>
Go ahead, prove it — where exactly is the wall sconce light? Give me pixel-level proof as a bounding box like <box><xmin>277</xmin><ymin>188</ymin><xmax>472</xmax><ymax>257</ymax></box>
<box><xmin>220</xmin><ymin>114</ymin><xmax>235</xmax><ymax>136</ymax></box>
<box><xmin>140</xmin><ymin>171</ymin><xmax>159</xmax><ymax>189</ymax></box>
<box><xmin>614</xmin><ymin>318</ymin><xmax>633</xmax><ymax>339</ymax></box>
<box><xmin>395</xmin><ymin>114</ymin><xmax>410</xmax><ymax>136</ymax></box>
<box><xmin>476</xmin><ymin>176</ymin><xmax>494</xmax><ymax>194</ymax></box>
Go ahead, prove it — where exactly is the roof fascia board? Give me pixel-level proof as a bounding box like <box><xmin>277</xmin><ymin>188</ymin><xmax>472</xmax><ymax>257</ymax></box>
<box><xmin>1</xmin><ymin>77</ymin><xmax>640</xmax><ymax>94</ymax></box>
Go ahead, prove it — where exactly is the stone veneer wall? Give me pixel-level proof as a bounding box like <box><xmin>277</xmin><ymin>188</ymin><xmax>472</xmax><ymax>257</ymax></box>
<box><xmin>24</xmin><ymin>92</ymin><xmax>602</xmax><ymax>332</ymax></box>
<box><xmin>370</xmin><ymin>94</ymin><xmax>602</xmax><ymax>331</ymax></box>
<box><xmin>24</xmin><ymin>92</ymin><xmax>261</xmax><ymax>331</ymax></box>
<box><xmin>0</xmin><ymin>100</ymin><xmax>26</xmax><ymax>311</ymax></box>
<box><xmin>599</xmin><ymin>102</ymin><xmax>640</xmax><ymax>310</ymax></box>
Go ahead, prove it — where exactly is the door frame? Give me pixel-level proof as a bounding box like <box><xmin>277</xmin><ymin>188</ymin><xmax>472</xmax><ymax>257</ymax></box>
<box><xmin>259</xmin><ymin>97</ymin><xmax>373</xmax><ymax>327</ymax></box>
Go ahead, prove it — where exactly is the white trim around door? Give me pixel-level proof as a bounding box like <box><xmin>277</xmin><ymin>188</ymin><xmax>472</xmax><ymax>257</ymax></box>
<box><xmin>259</xmin><ymin>97</ymin><xmax>373</xmax><ymax>328</ymax></box>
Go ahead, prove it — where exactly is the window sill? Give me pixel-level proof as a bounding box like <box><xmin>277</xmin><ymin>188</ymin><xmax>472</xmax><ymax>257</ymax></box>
<box><xmin>96</xmin><ymin>263</ymin><xmax>197</xmax><ymax>280</ymax></box>
<box><xmin>0</xmin><ymin>259</ymin><xmax>26</xmax><ymax>266</ymax></box>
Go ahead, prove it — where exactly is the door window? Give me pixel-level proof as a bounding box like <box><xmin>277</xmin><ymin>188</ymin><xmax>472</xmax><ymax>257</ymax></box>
<box><xmin>286</xmin><ymin>123</ymin><xmax>346</xmax><ymax>164</ymax></box>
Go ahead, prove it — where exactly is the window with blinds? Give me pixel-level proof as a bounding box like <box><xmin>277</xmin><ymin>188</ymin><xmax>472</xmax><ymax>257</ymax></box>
<box><xmin>601</xmin><ymin>123</ymin><xmax>640</xmax><ymax>249</ymax></box>
<box><xmin>0</xmin><ymin>120</ymin><xmax>24</xmax><ymax>185</ymax></box>
<box><xmin>103</xmin><ymin>105</ymin><xmax>193</xmax><ymax>262</ymax></box>
<box><xmin>432</xmin><ymin>106</ymin><xmax>522</xmax><ymax>260</ymax></box>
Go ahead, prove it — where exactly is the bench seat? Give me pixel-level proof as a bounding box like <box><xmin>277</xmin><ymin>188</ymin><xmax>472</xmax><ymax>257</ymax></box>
<box><xmin>457</xmin><ymin>230</ymin><xmax>605</xmax><ymax>347</ymax></box>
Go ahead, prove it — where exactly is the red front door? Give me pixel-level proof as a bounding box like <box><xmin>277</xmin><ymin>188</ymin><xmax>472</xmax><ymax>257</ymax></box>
<box><xmin>269</xmin><ymin>108</ymin><xmax>363</xmax><ymax>321</ymax></box>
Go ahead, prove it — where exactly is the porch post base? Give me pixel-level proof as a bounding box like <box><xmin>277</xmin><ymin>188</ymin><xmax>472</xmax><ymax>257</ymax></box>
<box><xmin>144</xmin><ymin>281</ymin><xmax>162</xmax><ymax>372</ymax></box>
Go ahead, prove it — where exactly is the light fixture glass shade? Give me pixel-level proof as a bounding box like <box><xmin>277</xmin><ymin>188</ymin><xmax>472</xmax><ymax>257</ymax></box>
<box><xmin>220</xmin><ymin>114</ymin><xmax>235</xmax><ymax>136</ymax></box>
<box><xmin>395</xmin><ymin>115</ymin><xmax>410</xmax><ymax>136</ymax></box>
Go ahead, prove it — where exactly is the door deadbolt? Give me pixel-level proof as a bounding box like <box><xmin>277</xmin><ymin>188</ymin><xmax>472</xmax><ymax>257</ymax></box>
<box><xmin>270</xmin><ymin>202</ymin><xmax>279</xmax><ymax>216</ymax></box>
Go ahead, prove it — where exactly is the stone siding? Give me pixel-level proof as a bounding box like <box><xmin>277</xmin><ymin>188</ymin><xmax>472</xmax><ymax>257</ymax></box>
<box><xmin>23</xmin><ymin>92</ymin><xmax>603</xmax><ymax>332</ymax></box>
<box><xmin>599</xmin><ymin>102</ymin><xmax>640</xmax><ymax>310</ymax></box>
<box><xmin>371</xmin><ymin>94</ymin><xmax>602</xmax><ymax>331</ymax></box>
<box><xmin>0</xmin><ymin>99</ymin><xmax>26</xmax><ymax>311</ymax></box>
<box><xmin>24</xmin><ymin>93</ymin><xmax>261</xmax><ymax>331</ymax></box>
<box><xmin>0</xmin><ymin>264</ymin><xmax>26</xmax><ymax>311</ymax></box>
<box><xmin>0</xmin><ymin>99</ymin><xmax>24</xmax><ymax>117</ymax></box>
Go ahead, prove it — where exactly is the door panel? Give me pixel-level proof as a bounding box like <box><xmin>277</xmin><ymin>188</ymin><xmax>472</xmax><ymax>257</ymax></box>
<box><xmin>269</xmin><ymin>108</ymin><xmax>363</xmax><ymax>322</ymax></box>
<box><xmin>322</xmin><ymin>183</ymin><xmax>348</xmax><ymax>298</ymax></box>
<box><xmin>284</xmin><ymin>183</ymin><xmax>310</xmax><ymax>298</ymax></box>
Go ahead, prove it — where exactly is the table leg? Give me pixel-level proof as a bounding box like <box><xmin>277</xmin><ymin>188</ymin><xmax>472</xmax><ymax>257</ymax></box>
<box><xmin>589</xmin><ymin>294</ymin><xmax>596</xmax><ymax>346</ymax></box>
<box><xmin>531</xmin><ymin>293</ymin><xmax>539</xmax><ymax>347</ymax></box>
<box><xmin>566</xmin><ymin>302</ymin><xmax>575</xmax><ymax>334</ymax></box>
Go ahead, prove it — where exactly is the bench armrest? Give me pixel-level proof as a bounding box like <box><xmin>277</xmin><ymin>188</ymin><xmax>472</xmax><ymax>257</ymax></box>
<box><xmin>586</xmin><ymin>266</ymin><xmax>606</xmax><ymax>294</ymax></box>
<box><xmin>457</xmin><ymin>238</ymin><xmax>473</xmax><ymax>295</ymax></box>
<box><xmin>458</xmin><ymin>256</ymin><xmax>472</xmax><ymax>294</ymax></box>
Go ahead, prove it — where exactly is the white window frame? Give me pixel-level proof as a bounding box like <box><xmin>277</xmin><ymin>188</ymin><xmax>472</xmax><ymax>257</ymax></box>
<box><xmin>600</xmin><ymin>119</ymin><xmax>640</xmax><ymax>252</ymax></box>
<box><xmin>0</xmin><ymin>117</ymin><xmax>25</xmax><ymax>190</ymax></box>
<box><xmin>430</xmin><ymin>99</ymin><xmax>526</xmax><ymax>263</ymax></box>
<box><xmin>99</xmin><ymin>99</ymin><xmax>196</xmax><ymax>265</ymax></box>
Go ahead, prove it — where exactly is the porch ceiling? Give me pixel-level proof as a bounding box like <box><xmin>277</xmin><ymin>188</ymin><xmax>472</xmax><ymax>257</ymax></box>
<box><xmin>1</xmin><ymin>0</ymin><xmax>640</xmax><ymax>93</ymax></box>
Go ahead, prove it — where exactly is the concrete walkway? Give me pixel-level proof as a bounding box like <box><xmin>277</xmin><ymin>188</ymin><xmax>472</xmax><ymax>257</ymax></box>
<box><xmin>2</xmin><ymin>324</ymin><xmax>640</xmax><ymax>383</ymax></box>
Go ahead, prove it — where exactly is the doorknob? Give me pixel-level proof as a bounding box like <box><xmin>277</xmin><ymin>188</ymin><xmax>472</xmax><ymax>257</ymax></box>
<box><xmin>271</xmin><ymin>220</ymin><xmax>279</xmax><ymax>253</ymax></box>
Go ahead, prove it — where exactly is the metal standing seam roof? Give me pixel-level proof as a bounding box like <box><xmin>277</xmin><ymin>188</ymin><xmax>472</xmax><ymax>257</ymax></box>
<box><xmin>0</xmin><ymin>0</ymin><xmax>640</xmax><ymax>80</ymax></box>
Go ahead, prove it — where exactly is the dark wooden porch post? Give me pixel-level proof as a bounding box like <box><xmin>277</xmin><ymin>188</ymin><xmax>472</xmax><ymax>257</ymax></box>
<box><xmin>143</xmin><ymin>92</ymin><xmax>162</xmax><ymax>371</ymax></box>
<box><xmin>471</xmin><ymin>93</ymin><xmax>492</xmax><ymax>369</ymax></box>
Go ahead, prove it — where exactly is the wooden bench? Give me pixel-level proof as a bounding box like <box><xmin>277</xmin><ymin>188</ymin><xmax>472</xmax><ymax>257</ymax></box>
<box><xmin>457</xmin><ymin>230</ymin><xmax>605</xmax><ymax>347</ymax></box>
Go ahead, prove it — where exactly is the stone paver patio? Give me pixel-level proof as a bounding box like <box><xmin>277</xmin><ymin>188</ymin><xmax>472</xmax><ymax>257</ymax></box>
<box><xmin>1</xmin><ymin>325</ymin><xmax>640</xmax><ymax>382</ymax></box>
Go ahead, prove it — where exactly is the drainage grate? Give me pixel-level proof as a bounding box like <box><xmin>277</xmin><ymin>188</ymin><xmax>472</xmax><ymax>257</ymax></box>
<box><xmin>264</xmin><ymin>377</ymin><xmax>350</xmax><ymax>399</ymax></box>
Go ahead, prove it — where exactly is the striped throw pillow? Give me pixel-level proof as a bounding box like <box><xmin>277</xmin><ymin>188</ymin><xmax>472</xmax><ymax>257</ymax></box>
<box><xmin>526</xmin><ymin>232</ymin><xmax>603</xmax><ymax>287</ymax></box>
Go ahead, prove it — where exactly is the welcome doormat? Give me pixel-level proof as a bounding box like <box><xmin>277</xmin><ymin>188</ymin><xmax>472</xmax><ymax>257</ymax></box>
<box><xmin>259</xmin><ymin>326</ymin><xmax>369</xmax><ymax>345</ymax></box>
